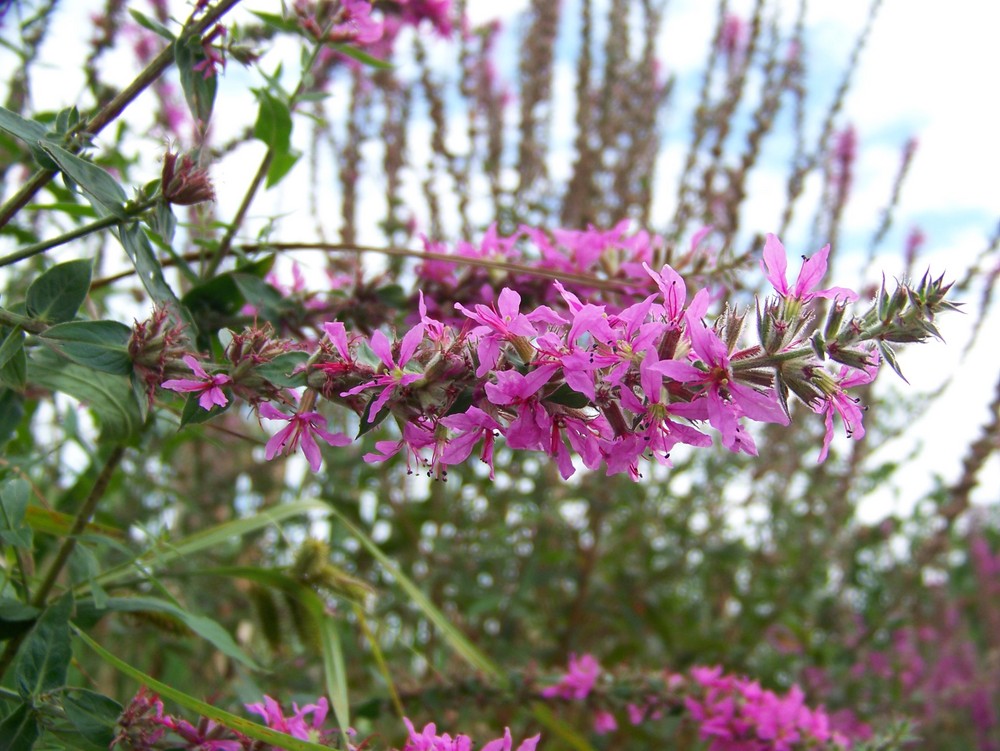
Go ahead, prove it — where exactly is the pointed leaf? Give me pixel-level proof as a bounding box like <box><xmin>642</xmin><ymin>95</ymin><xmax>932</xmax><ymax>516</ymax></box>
<box><xmin>37</xmin><ymin>143</ymin><xmax>127</xmax><ymax>218</ymax></box>
<box><xmin>40</xmin><ymin>320</ymin><xmax>132</xmax><ymax>375</ymax></box>
<box><xmin>128</xmin><ymin>8</ymin><xmax>175</xmax><ymax>40</ymax></box>
<box><xmin>28</xmin><ymin>349</ymin><xmax>142</xmax><ymax>441</ymax></box>
<box><xmin>62</xmin><ymin>689</ymin><xmax>122</xmax><ymax>748</ymax></box>
<box><xmin>253</xmin><ymin>90</ymin><xmax>292</xmax><ymax>154</ymax></box>
<box><xmin>91</xmin><ymin>596</ymin><xmax>260</xmax><ymax>670</ymax></box>
<box><xmin>0</xmin><ymin>388</ymin><xmax>24</xmax><ymax>447</ymax></box>
<box><xmin>0</xmin><ymin>104</ymin><xmax>48</xmax><ymax>143</ymax></box>
<box><xmin>25</xmin><ymin>259</ymin><xmax>93</xmax><ymax>323</ymax></box>
<box><xmin>15</xmin><ymin>595</ymin><xmax>72</xmax><ymax>697</ymax></box>
<box><xmin>175</xmin><ymin>34</ymin><xmax>218</xmax><ymax>127</ymax></box>
<box><xmin>117</xmin><ymin>222</ymin><xmax>190</xmax><ymax>329</ymax></box>
<box><xmin>0</xmin><ymin>702</ymin><xmax>40</xmax><ymax>751</ymax></box>
<box><xmin>0</xmin><ymin>343</ymin><xmax>26</xmax><ymax>390</ymax></box>
<box><xmin>92</xmin><ymin>500</ymin><xmax>329</xmax><ymax>588</ymax></box>
<box><xmin>0</xmin><ymin>478</ymin><xmax>33</xmax><ymax>549</ymax></box>
<box><xmin>0</xmin><ymin>326</ymin><xmax>25</xmax><ymax>370</ymax></box>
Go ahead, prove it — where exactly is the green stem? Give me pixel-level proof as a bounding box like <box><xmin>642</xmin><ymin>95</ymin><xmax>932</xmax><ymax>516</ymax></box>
<box><xmin>0</xmin><ymin>445</ymin><xmax>125</xmax><ymax>682</ymax></box>
<box><xmin>0</xmin><ymin>309</ymin><xmax>46</xmax><ymax>335</ymax></box>
<box><xmin>0</xmin><ymin>0</ymin><xmax>246</xmax><ymax>230</ymax></box>
<box><xmin>0</xmin><ymin>198</ymin><xmax>158</xmax><ymax>269</ymax></box>
<box><xmin>205</xmin><ymin>25</ymin><xmax>334</xmax><ymax>277</ymax></box>
<box><xmin>732</xmin><ymin>345</ymin><xmax>813</xmax><ymax>371</ymax></box>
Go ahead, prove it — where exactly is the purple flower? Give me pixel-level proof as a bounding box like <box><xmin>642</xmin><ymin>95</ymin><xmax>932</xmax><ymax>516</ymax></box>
<box><xmin>246</xmin><ymin>695</ymin><xmax>334</xmax><ymax>742</ymax></box>
<box><xmin>258</xmin><ymin>402</ymin><xmax>351</xmax><ymax>471</ymax></box>
<box><xmin>761</xmin><ymin>234</ymin><xmax>859</xmax><ymax>303</ymax></box>
<box><xmin>812</xmin><ymin>355</ymin><xmax>880</xmax><ymax>463</ymax></box>
<box><xmin>593</xmin><ymin>710</ymin><xmax>618</xmax><ymax>735</ymax></box>
<box><xmin>440</xmin><ymin>406</ymin><xmax>502</xmax><ymax>479</ymax></box>
<box><xmin>656</xmin><ymin>316</ymin><xmax>788</xmax><ymax>455</ymax></box>
<box><xmin>341</xmin><ymin>326</ymin><xmax>425</xmax><ymax>421</ymax></box>
<box><xmin>457</xmin><ymin>288</ymin><xmax>540</xmax><ymax>377</ymax></box>
<box><xmin>541</xmin><ymin>653</ymin><xmax>601</xmax><ymax>700</ymax></box>
<box><xmin>161</xmin><ymin>355</ymin><xmax>231</xmax><ymax>410</ymax></box>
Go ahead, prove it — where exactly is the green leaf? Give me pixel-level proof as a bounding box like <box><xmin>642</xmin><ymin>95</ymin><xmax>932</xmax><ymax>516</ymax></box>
<box><xmin>330</xmin><ymin>43</ymin><xmax>393</xmax><ymax>70</ymax></box>
<box><xmin>0</xmin><ymin>599</ymin><xmax>40</xmax><ymax>641</ymax></box>
<box><xmin>61</xmin><ymin>689</ymin><xmax>122</xmax><ymax>749</ymax></box>
<box><xmin>41</xmin><ymin>320</ymin><xmax>132</xmax><ymax>375</ymax></box>
<box><xmin>82</xmin><ymin>596</ymin><xmax>259</xmax><ymax>670</ymax></box>
<box><xmin>0</xmin><ymin>343</ymin><xmax>27</xmax><ymax>390</ymax></box>
<box><xmin>128</xmin><ymin>8</ymin><xmax>175</xmax><ymax>40</ymax></box>
<box><xmin>0</xmin><ymin>702</ymin><xmax>40</xmax><ymax>751</ymax></box>
<box><xmin>357</xmin><ymin>399</ymin><xmax>390</xmax><ymax>436</ymax></box>
<box><xmin>15</xmin><ymin>595</ymin><xmax>73</xmax><ymax>698</ymax></box>
<box><xmin>546</xmin><ymin>383</ymin><xmax>591</xmax><ymax>409</ymax></box>
<box><xmin>254</xmin><ymin>90</ymin><xmax>292</xmax><ymax>154</ymax></box>
<box><xmin>181</xmin><ymin>255</ymin><xmax>275</xmax><ymax>322</ymax></box>
<box><xmin>328</xmin><ymin>508</ymin><xmax>507</xmax><ymax>684</ymax></box>
<box><xmin>179</xmin><ymin>392</ymin><xmax>229</xmax><ymax>427</ymax></box>
<box><xmin>25</xmin><ymin>259</ymin><xmax>93</xmax><ymax>323</ymax></box>
<box><xmin>0</xmin><ymin>326</ymin><xmax>24</xmax><ymax>370</ymax></box>
<box><xmin>68</xmin><ymin>544</ymin><xmax>108</xmax><ymax>610</ymax></box>
<box><xmin>0</xmin><ymin>478</ymin><xmax>32</xmax><ymax>549</ymax></box>
<box><xmin>175</xmin><ymin>35</ymin><xmax>218</xmax><ymax>127</ymax></box>
<box><xmin>265</xmin><ymin>148</ymin><xmax>300</xmax><ymax>189</ymax></box>
<box><xmin>0</xmin><ymin>105</ymin><xmax>48</xmax><ymax>143</ymax></box>
<box><xmin>116</xmin><ymin>222</ymin><xmax>191</xmax><ymax>329</ymax></box>
<box><xmin>249</xmin><ymin>10</ymin><xmax>300</xmax><ymax>33</ymax></box>
<box><xmin>91</xmin><ymin>500</ymin><xmax>329</xmax><ymax>589</ymax></box>
<box><xmin>254</xmin><ymin>351</ymin><xmax>308</xmax><ymax>388</ymax></box>
<box><xmin>0</xmin><ymin>388</ymin><xmax>24</xmax><ymax>447</ymax></box>
<box><xmin>28</xmin><ymin>349</ymin><xmax>143</xmax><ymax>441</ymax></box>
<box><xmin>76</xmin><ymin>629</ymin><xmax>333</xmax><ymax>751</ymax></box>
<box><xmin>36</xmin><ymin>144</ymin><xmax>127</xmax><ymax>218</ymax></box>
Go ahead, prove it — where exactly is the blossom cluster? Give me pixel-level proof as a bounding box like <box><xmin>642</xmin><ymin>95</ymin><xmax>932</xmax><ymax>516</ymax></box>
<box><xmin>147</xmin><ymin>229</ymin><xmax>954</xmax><ymax>480</ymax></box>
<box><xmin>537</xmin><ymin>655</ymin><xmax>857</xmax><ymax>749</ymax></box>
<box><xmin>112</xmin><ymin>689</ymin><xmax>336</xmax><ymax>750</ymax></box>
<box><xmin>684</xmin><ymin>666</ymin><xmax>851</xmax><ymax>750</ymax></box>
<box><xmin>112</xmin><ymin>688</ymin><xmax>537</xmax><ymax>751</ymax></box>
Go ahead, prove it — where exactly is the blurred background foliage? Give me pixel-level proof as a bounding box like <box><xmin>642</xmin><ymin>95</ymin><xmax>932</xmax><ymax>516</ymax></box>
<box><xmin>0</xmin><ymin>0</ymin><xmax>998</xmax><ymax>749</ymax></box>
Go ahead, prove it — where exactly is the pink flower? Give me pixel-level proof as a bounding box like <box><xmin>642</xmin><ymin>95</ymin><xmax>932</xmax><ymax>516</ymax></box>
<box><xmin>761</xmin><ymin>234</ymin><xmax>859</xmax><ymax>303</ymax></box>
<box><xmin>402</xmin><ymin>719</ymin><xmax>539</xmax><ymax>751</ymax></box>
<box><xmin>457</xmin><ymin>288</ymin><xmax>540</xmax><ymax>377</ymax></box>
<box><xmin>593</xmin><ymin>710</ymin><xmax>618</xmax><ymax>735</ymax></box>
<box><xmin>258</xmin><ymin>401</ymin><xmax>351</xmax><ymax>471</ymax></box>
<box><xmin>246</xmin><ymin>695</ymin><xmax>334</xmax><ymax>742</ymax></box>
<box><xmin>812</xmin><ymin>355</ymin><xmax>880</xmax><ymax>463</ymax></box>
<box><xmin>440</xmin><ymin>406</ymin><xmax>502</xmax><ymax>479</ymax></box>
<box><xmin>540</xmin><ymin>653</ymin><xmax>601</xmax><ymax>700</ymax></box>
<box><xmin>657</xmin><ymin>313</ymin><xmax>789</xmax><ymax>455</ymax></box>
<box><xmin>332</xmin><ymin>0</ymin><xmax>383</xmax><ymax>44</ymax></box>
<box><xmin>341</xmin><ymin>326</ymin><xmax>425</xmax><ymax>421</ymax></box>
<box><xmin>161</xmin><ymin>355</ymin><xmax>231</xmax><ymax>410</ymax></box>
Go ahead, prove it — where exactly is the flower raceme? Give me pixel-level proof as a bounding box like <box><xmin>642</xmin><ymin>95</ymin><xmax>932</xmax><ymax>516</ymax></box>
<box><xmin>153</xmin><ymin>232</ymin><xmax>954</xmax><ymax>478</ymax></box>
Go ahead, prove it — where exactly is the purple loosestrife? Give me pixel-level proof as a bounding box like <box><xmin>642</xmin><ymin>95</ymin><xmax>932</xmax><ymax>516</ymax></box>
<box><xmin>162</xmin><ymin>355</ymin><xmax>231</xmax><ymax>410</ymax></box>
<box><xmin>540</xmin><ymin>653</ymin><xmax>601</xmax><ymax>700</ymax></box>
<box><xmin>401</xmin><ymin>718</ymin><xmax>540</xmax><ymax>751</ymax></box>
<box><xmin>761</xmin><ymin>234</ymin><xmax>858</xmax><ymax>305</ymax></box>
<box><xmin>245</xmin><ymin>695</ymin><xmax>335</xmax><ymax>743</ymax></box>
<box><xmin>258</xmin><ymin>396</ymin><xmax>351</xmax><ymax>472</ymax></box>
<box><xmin>810</xmin><ymin>354</ymin><xmax>879</xmax><ymax>462</ymax></box>
<box><xmin>341</xmin><ymin>325</ymin><xmax>425</xmax><ymax>421</ymax></box>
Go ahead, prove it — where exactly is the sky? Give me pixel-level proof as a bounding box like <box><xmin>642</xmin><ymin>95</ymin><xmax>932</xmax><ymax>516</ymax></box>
<box><xmin>0</xmin><ymin>0</ymin><xmax>996</xmax><ymax>515</ymax></box>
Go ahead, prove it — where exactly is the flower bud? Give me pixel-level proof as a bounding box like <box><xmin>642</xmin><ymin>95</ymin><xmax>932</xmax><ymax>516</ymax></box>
<box><xmin>161</xmin><ymin>150</ymin><xmax>215</xmax><ymax>206</ymax></box>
